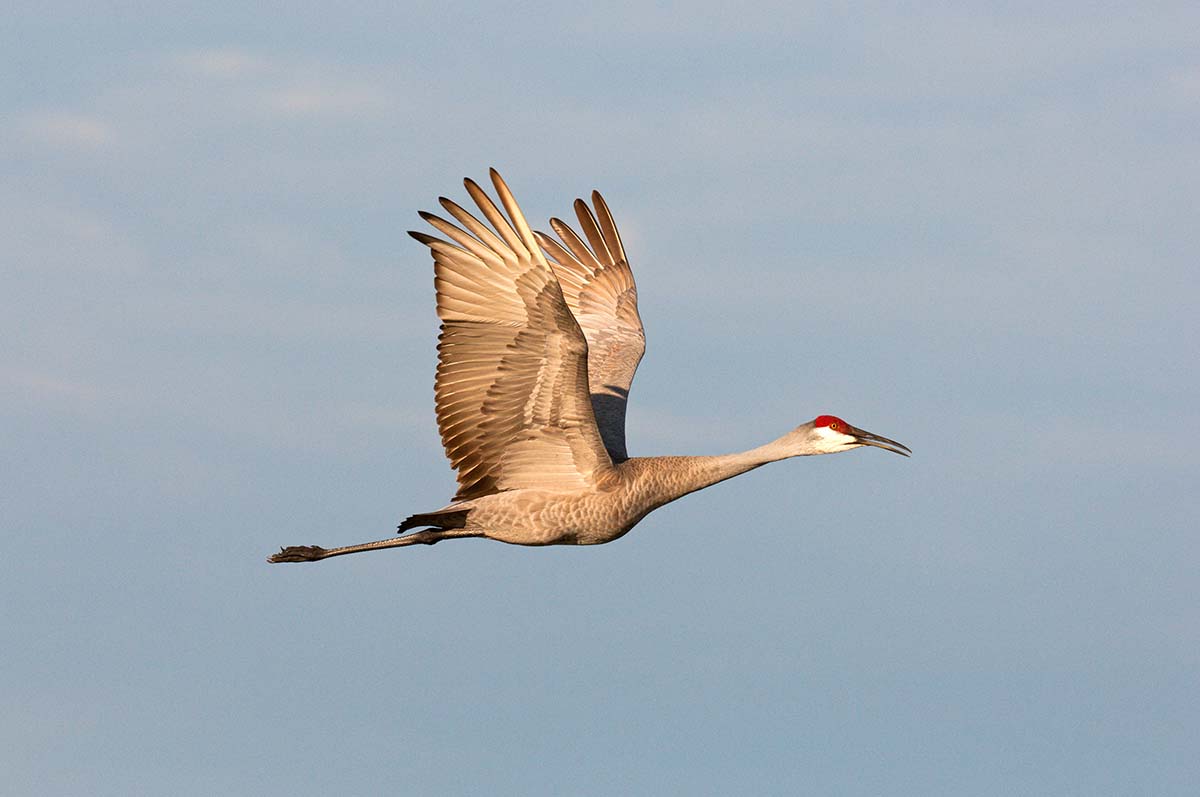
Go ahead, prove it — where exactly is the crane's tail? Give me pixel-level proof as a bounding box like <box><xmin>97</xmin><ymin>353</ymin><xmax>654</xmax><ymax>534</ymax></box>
<box><xmin>397</xmin><ymin>509</ymin><xmax>470</xmax><ymax>533</ymax></box>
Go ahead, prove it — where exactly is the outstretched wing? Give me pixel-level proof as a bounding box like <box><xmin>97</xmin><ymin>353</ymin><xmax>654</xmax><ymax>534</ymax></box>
<box><xmin>535</xmin><ymin>192</ymin><xmax>645</xmax><ymax>462</ymax></box>
<box><xmin>409</xmin><ymin>170</ymin><xmax>612</xmax><ymax>501</ymax></box>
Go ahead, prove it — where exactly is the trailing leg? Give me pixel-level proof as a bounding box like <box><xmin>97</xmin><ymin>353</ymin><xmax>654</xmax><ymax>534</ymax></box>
<box><xmin>267</xmin><ymin>527</ymin><xmax>481</xmax><ymax>563</ymax></box>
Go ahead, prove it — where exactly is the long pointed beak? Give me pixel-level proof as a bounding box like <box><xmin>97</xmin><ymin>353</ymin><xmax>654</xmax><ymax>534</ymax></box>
<box><xmin>848</xmin><ymin>425</ymin><xmax>911</xmax><ymax>457</ymax></box>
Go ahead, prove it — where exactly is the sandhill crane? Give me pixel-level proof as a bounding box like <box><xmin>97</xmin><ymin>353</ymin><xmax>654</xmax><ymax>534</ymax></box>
<box><xmin>269</xmin><ymin>170</ymin><xmax>909</xmax><ymax>563</ymax></box>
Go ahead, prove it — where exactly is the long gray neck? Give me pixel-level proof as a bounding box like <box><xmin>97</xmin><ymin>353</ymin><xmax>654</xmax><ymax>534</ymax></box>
<box><xmin>622</xmin><ymin>429</ymin><xmax>809</xmax><ymax>509</ymax></box>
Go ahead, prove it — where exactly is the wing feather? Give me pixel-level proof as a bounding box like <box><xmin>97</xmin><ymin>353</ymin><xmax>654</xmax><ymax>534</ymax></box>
<box><xmin>410</xmin><ymin>170</ymin><xmax>612</xmax><ymax>501</ymax></box>
<box><xmin>536</xmin><ymin>190</ymin><xmax>645</xmax><ymax>462</ymax></box>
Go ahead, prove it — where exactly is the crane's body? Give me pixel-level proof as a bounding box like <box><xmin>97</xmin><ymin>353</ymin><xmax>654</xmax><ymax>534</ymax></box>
<box><xmin>270</xmin><ymin>171</ymin><xmax>908</xmax><ymax>564</ymax></box>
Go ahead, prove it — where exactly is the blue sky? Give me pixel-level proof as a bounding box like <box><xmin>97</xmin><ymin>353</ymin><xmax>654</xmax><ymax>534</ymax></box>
<box><xmin>4</xmin><ymin>3</ymin><xmax>1198</xmax><ymax>795</ymax></box>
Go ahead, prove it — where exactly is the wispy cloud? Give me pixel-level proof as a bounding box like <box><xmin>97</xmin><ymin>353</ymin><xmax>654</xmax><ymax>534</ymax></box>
<box><xmin>1</xmin><ymin>367</ymin><xmax>121</xmax><ymax>410</ymax></box>
<box><xmin>19</xmin><ymin>110</ymin><xmax>113</xmax><ymax>149</ymax></box>
<box><xmin>265</xmin><ymin>83</ymin><xmax>391</xmax><ymax>115</ymax></box>
<box><xmin>166</xmin><ymin>48</ymin><xmax>394</xmax><ymax>117</ymax></box>
<box><xmin>1</xmin><ymin>195</ymin><xmax>143</xmax><ymax>276</ymax></box>
<box><xmin>173</xmin><ymin>48</ymin><xmax>263</xmax><ymax>78</ymax></box>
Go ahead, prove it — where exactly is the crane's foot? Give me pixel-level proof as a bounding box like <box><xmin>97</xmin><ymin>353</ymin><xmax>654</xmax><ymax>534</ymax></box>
<box><xmin>268</xmin><ymin>545</ymin><xmax>328</xmax><ymax>563</ymax></box>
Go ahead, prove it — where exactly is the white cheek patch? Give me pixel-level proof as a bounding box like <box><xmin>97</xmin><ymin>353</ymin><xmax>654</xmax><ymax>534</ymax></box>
<box><xmin>814</xmin><ymin>425</ymin><xmax>858</xmax><ymax>448</ymax></box>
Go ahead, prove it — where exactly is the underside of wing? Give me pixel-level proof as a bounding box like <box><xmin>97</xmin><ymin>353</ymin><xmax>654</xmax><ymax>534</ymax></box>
<box><xmin>409</xmin><ymin>170</ymin><xmax>612</xmax><ymax>501</ymax></box>
<box><xmin>535</xmin><ymin>192</ymin><xmax>645</xmax><ymax>462</ymax></box>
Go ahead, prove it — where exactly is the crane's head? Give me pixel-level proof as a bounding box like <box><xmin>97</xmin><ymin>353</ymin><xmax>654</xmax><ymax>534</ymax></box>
<box><xmin>809</xmin><ymin>414</ymin><xmax>911</xmax><ymax>457</ymax></box>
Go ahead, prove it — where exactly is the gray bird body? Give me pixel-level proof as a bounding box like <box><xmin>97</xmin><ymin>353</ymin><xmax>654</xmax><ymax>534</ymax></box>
<box><xmin>431</xmin><ymin>447</ymin><xmax>802</xmax><ymax>547</ymax></box>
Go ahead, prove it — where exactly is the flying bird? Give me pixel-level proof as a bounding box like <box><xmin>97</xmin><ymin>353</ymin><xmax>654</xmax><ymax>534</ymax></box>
<box><xmin>269</xmin><ymin>170</ymin><xmax>909</xmax><ymax>563</ymax></box>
